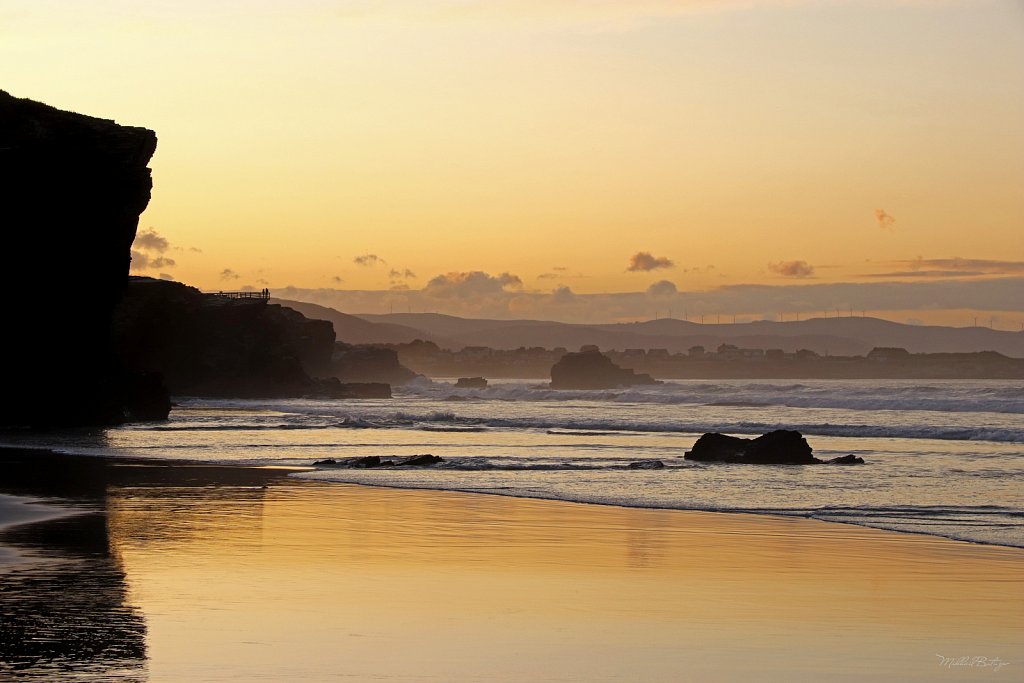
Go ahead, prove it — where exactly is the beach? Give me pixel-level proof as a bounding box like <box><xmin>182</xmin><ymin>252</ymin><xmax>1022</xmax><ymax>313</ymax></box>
<box><xmin>1</xmin><ymin>448</ymin><xmax>1021</xmax><ymax>682</ymax></box>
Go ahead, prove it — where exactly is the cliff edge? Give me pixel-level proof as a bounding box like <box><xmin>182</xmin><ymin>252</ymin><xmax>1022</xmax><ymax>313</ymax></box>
<box><xmin>0</xmin><ymin>91</ymin><xmax>160</xmax><ymax>426</ymax></box>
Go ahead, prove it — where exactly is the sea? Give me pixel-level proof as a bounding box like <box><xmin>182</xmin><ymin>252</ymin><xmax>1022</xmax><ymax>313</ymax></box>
<box><xmin>2</xmin><ymin>378</ymin><xmax>1021</xmax><ymax>548</ymax></box>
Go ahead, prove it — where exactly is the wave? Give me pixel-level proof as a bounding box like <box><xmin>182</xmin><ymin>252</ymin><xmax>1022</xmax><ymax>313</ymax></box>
<box><xmin>397</xmin><ymin>380</ymin><xmax>1024</xmax><ymax>415</ymax></box>
<box><xmin>144</xmin><ymin>409</ymin><xmax>1024</xmax><ymax>443</ymax></box>
<box><xmin>310</xmin><ymin>456</ymin><xmax>678</xmax><ymax>472</ymax></box>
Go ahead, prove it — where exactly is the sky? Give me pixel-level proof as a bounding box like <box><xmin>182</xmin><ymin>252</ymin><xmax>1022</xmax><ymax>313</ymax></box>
<box><xmin>4</xmin><ymin>0</ymin><xmax>1023</xmax><ymax>326</ymax></box>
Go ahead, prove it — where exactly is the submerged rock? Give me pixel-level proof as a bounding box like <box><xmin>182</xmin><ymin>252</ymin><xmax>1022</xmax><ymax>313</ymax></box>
<box><xmin>826</xmin><ymin>454</ymin><xmax>866</xmax><ymax>465</ymax></box>
<box><xmin>685</xmin><ymin>430</ymin><xmax>820</xmax><ymax>465</ymax></box>
<box><xmin>550</xmin><ymin>349</ymin><xmax>659</xmax><ymax>390</ymax></box>
<box><xmin>627</xmin><ymin>460</ymin><xmax>665</xmax><ymax>469</ymax></box>
<box><xmin>455</xmin><ymin>377</ymin><xmax>488</xmax><ymax>389</ymax></box>
<box><xmin>395</xmin><ymin>454</ymin><xmax>444</xmax><ymax>467</ymax></box>
<box><xmin>312</xmin><ymin>454</ymin><xmax>444</xmax><ymax>468</ymax></box>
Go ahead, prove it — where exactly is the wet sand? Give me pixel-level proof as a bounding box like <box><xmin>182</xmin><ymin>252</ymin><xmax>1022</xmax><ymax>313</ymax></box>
<box><xmin>1</xmin><ymin>448</ymin><xmax>1022</xmax><ymax>682</ymax></box>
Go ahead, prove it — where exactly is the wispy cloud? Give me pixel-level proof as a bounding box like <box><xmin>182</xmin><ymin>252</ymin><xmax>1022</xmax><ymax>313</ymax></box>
<box><xmin>768</xmin><ymin>260</ymin><xmax>815</xmax><ymax>278</ymax></box>
<box><xmin>868</xmin><ymin>257</ymin><xmax>1024</xmax><ymax>278</ymax></box>
<box><xmin>628</xmin><ymin>251</ymin><xmax>674</xmax><ymax>272</ymax></box>
<box><xmin>130</xmin><ymin>251</ymin><xmax>176</xmax><ymax>271</ymax></box>
<box><xmin>354</xmin><ymin>253</ymin><xmax>386</xmax><ymax>267</ymax></box>
<box><xmin>130</xmin><ymin>227</ymin><xmax>178</xmax><ymax>272</ymax></box>
<box><xmin>875</xmin><ymin>208</ymin><xmax>896</xmax><ymax>231</ymax></box>
<box><xmin>220</xmin><ymin>268</ymin><xmax>240</xmax><ymax>281</ymax></box>
<box><xmin>276</xmin><ymin>275</ymin><xmax>1024</xmax><ymax>323</ymax></box>
<box><xmin>133</xmin><ymin>228</ymin><xmax>170</xmax><ymax>253</ymax></box>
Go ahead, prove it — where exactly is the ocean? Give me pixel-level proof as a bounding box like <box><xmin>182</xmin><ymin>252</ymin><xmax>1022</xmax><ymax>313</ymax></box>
<box><xmin>3</xmin><ymin>378</ymin><xmax>1021</xmax><ymax>548</ymax></box>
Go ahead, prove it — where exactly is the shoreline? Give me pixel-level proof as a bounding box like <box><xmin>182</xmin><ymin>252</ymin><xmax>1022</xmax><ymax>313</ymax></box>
<box><xmin>3</xmin><ymin>444</ymin><xmax>1022</xmax><ymax>551</ymax></box>
<box><xmin>2</xmin><ymin>446</ymin><xmax>1022</xmax><ymax>681</ymax></box>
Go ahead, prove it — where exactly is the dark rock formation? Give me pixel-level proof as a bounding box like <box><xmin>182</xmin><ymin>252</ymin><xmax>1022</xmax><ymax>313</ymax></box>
<box><xmin>114</xmin><ymin>277</ymin><xmax>338</xmax><ymax>398</ymax></box>
<box><xmin>330</xmin><ymin>342</ymin><xmax>418</xmax><ymax>386</ymax></box>
<box><xmin>550</xmin><ymin>349</ymin><xmax>659</xmax><ymax>390</ymax></box>
<box><xmin>312</xmin><ymin>454</ymin><xmax>443</xmax><ymax>468</ymax></box>
<box><xmin>455</xmin><ymin>377</ymin><xmax>488</xmax><ymax>389</ymax></box>
<box><xmin>394</xmin><ymin>454</ymin><xmax>444</xmax><ymax>467</ymax></box>
<box><xmin>1</xmin><ymin>91</ymin><xmax>164</xmax><ymax>426</ymax></box>
<box><xmin>826</xmin><ymin>454</ymin><xmax>866</xmax><ymax>465</ymax></box>
<box><xmin>685</xmin><ymin>430</ymin><xmax>819</xmax><ymax>464</ymax></box>
<box><xmin>627</xmin><ymin>460</ymin><xmax>665</xmax><ymax>469</ymax></box>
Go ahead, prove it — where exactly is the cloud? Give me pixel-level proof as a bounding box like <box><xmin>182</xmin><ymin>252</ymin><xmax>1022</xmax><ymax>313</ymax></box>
<box><xmin>424</xmin><ymin>271</ymin><xmax>523</xmax><ymax>298</ymax></box>
<box><xmin>133</xmin><ymin>228</ymin><xmax>170</xmax><ymax>253</ymax></box>
<box><xmin>189</xmin><ymin>246</ymin><xmax>203</xmax><ymax>253</ymax></box>
<box><xmin>354</xmin><ymin>253</ymin><xmax>386</xmax><ymax>267</ymax></box>
<box><xmin>129</xmin><ymin>251</ymin><xmax>176</xmax><ymax>272</ymax></box>
<box><xmin>628</xmin><ymin>251</ymin><xmax>675</xmax><ymax>272</ymax></box>
<box><xmin>220</xmin><ymin>268</ymin><xmax>240</xmax><ymax>280</ymax></box>
<box><xmin>333</xmin><ymin>275</ymin><xmax>344</xmax><ymax>284</ymax></box>
<box><xmin>129</xmin><ymin>228</ymin><xmax>178</xmax><ymax>272</ymax></box>
<box><xmin>552</xmin><ymin>266</ymin><xmax>568</xmax><ymax>272</ymax></box>
<box><xmin>875</xmin><ymin>209</ymin><xmax>896</xmax><ymax>230</ymax></box>
<box><xmin>158</xmin><ymin>273</ymin><xmax>174</xmax><ymax>281</ymax></box>
<box><xmin>551</xmin><ymin>286</ymin><xmax>577</xmax><ymax>304</ymax></box>
<box><xmin>537</xmin><ymin>273</ymin><xmax>559</xmax><ymax>280</ymax></box>
<box><xmin>389</xmin><ymin>268</ymin><xmax>417</xmax><ymax>279</ymax></box>
<box><xmin>275</xmin><ymin>276</ymin><xmax>1024</xmax><ymax>325</ymax></box>
<box><xmin>868</xmin><ymin>258</ymin><xmax>1024</xmax><ymax>279</ymax></box>
<box><xmin>646</xmin><ymin>280</ymin><xmax>678</xmax><ymax>297</ymax></box>
<box><xmin>768</xmin><ymin>260</ymin><xmax>815</xmax><ymax>278</ymax></box>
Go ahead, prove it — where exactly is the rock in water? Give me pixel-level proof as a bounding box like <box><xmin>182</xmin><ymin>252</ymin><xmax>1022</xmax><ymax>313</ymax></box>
<box><xmin>455</xmin><ymin>377</ymin><xmax>488</xmax><ymax>389</ymax></box>
<box><xmin>826</xmin><ymin>454</ymin><xmax>866</xmax><ymax>465</ymax></box>
<box><xmin>0</xmin><ymin>90</ymin><xmax>166</xmax><ymax>426</ymax></box>
<box><xmin>685</xmin><ymin>430</ymin><xmax>818</xmax><ymax>464</ymax></box>
<box><xmin>627</xmin><ymin>460</ymin><xmax>666</xmax><ymax>469</ymax></box>
<box><xmin>550</xmin><ymin>349</ymin><xmax>659</xmax><ymax>390</ymax></box>
<box><xmin>395</xmin><ymin>454</ymin><xmax>444</xmax><ymax>467</ymax></box>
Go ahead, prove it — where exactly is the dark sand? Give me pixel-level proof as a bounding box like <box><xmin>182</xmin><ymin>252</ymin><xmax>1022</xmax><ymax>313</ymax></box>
<box><xmin>1</xmin><ymin>447</ymin><xmax>1022</xmax><ymax>682</ymax></box>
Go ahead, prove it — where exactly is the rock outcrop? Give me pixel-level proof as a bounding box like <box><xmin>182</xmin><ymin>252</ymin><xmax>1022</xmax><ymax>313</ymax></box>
<box><xmin>331</xmin><ymin>343</ymin><xmax>418</xmax><ymax>386</ymax></box>
<box><xmin>0</xmin><ymin>91</ymin><xmax>165</xmax><ymax>426</ymax></box>
<box><xmin>550</xmin><ymin>349</ymin><xmax>659</xmax><ymax>390</ymax></box>
<box><xmin>455</xmin><ymin>377</ymin><xmax>488</xmax><ymax>389</ymax></box>
<box><xmin>114</xmin><ymin>278</ymin><xmax>339</xmax><ymax>398</ymax></box>
<box><xmin>313</xmin><ymin>454</ymin><xmax>444</xmax><ymax>468</ymax></box>
<box><xmin>684</xmin><ymin>430</ymin><xmax>864</xmax><ymax>465</ymax></box>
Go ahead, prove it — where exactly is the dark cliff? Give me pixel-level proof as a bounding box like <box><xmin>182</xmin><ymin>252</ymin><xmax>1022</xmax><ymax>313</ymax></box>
<box><xmin>114</xmin><ymin>278</ymin><xmax>339</xmax><ymax>397</ymax></box>
<box><xmin>0</xmin><ymin>91</ymin><xmax>160</xmax><ymax>426</ymax></box>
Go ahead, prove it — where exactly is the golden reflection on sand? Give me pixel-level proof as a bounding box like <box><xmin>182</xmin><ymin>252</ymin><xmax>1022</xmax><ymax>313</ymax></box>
<box><xmin>107</xmin><ymin>481</ymin><xmax>1023</xmax><ymax>682</ymax></box>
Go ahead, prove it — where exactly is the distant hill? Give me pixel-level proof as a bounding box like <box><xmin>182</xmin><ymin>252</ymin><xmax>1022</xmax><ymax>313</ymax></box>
<box><xmin>355</xmin><ymin>313</ymin><xmax>1024</xmax><ymax>357</ymax></box>
<box><xmin>272</xmin><ymin>299</ymin><xmax>453</xmax><ymax>347</ymax></box>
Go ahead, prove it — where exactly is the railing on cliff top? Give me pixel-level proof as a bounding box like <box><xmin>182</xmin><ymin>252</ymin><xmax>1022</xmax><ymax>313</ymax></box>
<box><xmin>205</xmin><ymin>289</ymin><xmax>270</xmax><ymax>301</ymax></box>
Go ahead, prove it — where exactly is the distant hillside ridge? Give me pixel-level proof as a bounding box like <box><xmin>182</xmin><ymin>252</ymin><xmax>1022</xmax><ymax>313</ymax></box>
<box><xmin>271</xmin><ymin>299</ymin><xmax>454</xmax><ymax>347</ymax></box>
<box><xmin>354</xmin><ymin>313</ymin><xmax>1024</xmax><ymax>357</ymax></box>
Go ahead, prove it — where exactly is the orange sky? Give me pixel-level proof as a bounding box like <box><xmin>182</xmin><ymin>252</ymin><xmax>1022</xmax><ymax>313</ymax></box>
<box><xmin>4</xmin><ymin>0</ymin><xmax>1023</xmax><ymax>324</ymax></box>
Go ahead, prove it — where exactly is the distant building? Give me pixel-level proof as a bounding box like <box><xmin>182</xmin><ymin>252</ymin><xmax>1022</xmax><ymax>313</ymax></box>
<box><xmin>688</xmin><ymin>345</ymin><xmax>706</xmax><ymax>359</ymax></box>
<box><xmin>580</xmin><ymin>344</ymin><xmax>600</xmax><ymax>353</ymax></box>
<box><xmin>647</xmin><ymin>348</ymin><xmax>670</xmax><ymax>360</ymax></box>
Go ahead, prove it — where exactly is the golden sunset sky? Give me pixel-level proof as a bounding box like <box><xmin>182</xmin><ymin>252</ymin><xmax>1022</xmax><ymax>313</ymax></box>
<box><xmin>4</xmin><ymin>1</ymin><xmax>1023</xmax><ymax>324</ymax></box>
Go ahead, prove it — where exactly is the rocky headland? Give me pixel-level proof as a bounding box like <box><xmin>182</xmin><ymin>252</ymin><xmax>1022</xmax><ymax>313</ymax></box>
<box><xmin>0</xmin><ymin>90</ymin><xmax>164</xmax><ymax>426</ymax></box>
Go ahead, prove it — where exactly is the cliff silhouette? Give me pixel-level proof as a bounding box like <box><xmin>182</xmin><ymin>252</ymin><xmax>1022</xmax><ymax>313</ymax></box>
<box><xmin>0</xmin><ymin>90</ymin><xmax>163</xmax><ymax>426</ymax></box>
